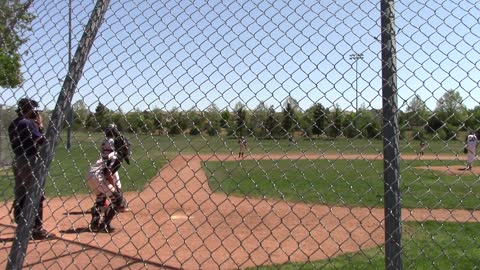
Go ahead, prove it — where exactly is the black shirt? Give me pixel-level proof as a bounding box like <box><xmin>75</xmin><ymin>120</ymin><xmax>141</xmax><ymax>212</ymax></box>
<box><xmin>8</xmin><ymin>117</ymin><xmax>43</xmax><ymax>156</ymax></box>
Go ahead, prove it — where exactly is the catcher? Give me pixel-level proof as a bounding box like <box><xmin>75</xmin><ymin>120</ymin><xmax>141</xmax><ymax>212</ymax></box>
<box><xmin>101</xmin><ymin>124</ymin><xmax>130</xmax><ymax>212</ymax></box>
<box><xmin>86</xmin><ymin>125</ymin><xmax>131</xmax><ymax>232</ymax></box>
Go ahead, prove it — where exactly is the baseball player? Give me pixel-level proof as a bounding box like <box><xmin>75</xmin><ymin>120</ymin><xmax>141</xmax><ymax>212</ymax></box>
<box><xmin>86</xmin><ymin>125</ymin><xmax>130</xmax><ymax>232</ymax></box>
<box><xmin>101</xmin><ymin>124</ymin><xmax>130</xmax><ymax>212</ymax></box>
<box><xmin>238</xmin><ymin>136</ymin><xmax>247</xmax><ymax>158</ymax></box>
<box><xmin>464</xmin><ymin>131</ymin><xmax>478</xmax><ymax>170</ymax></box>
<box><xmin>419</xmin><ymin>141</ymin><xmax>426</xmax><ymax>157</ymax></box>
<box><xmin>86</xmin><ymin>151</ymin><xmax>124</xmax><ymax>232</ymax></box>
<box><xmin>101</xmin><ymin>125</ymin><xmax>122</xmax><ymax>192</ymax></box>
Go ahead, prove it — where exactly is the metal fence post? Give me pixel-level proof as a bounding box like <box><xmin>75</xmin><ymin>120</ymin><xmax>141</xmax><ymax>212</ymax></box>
<box><xmin>0</xmin><ymin>104</ymin><xmax>3</xmax><ymax>167</ymax></box>
<box><xmin>381</xmin><ymin>0</ymin><xmax>402</xmax><ymax>270</ymax></box>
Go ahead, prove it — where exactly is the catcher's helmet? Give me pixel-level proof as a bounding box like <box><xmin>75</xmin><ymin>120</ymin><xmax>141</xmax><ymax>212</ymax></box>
<box><xmin>105</xmin><ymin>124</ymin><xmax>120</xmax><ymax>138</ymax></box>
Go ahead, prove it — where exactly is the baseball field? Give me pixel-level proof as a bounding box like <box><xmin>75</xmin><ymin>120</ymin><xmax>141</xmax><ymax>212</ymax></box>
<box><xmin>1</xmin><ymin>133</ymin><xmax>479</xmax><ymax>269</ymax></box>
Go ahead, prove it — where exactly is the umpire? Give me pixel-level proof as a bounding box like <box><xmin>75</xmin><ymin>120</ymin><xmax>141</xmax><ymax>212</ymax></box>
<box><xmin>8</xmin><ymin>98</ymin><xmax>54</xmax><ymax>240</ymax></box>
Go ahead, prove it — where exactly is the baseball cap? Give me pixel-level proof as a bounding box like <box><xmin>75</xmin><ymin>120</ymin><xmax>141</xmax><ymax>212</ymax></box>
<box><xmin>17</xmin><ymin>98</ymin><xmax>39</xmax><ymax>112</ymax></box>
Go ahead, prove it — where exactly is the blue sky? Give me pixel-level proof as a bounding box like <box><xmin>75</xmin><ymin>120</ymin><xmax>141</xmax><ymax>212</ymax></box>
<box><xmin>1</xmin><ymin>0</ymin><xmax>479</xmax><ymax>113</ymax></box>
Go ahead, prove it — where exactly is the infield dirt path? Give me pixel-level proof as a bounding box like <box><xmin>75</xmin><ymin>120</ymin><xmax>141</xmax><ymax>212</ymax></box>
<box><xmin>1</xmin><ymin>153</ymin><xmax>479</xmax><ymax>269</ymax></box>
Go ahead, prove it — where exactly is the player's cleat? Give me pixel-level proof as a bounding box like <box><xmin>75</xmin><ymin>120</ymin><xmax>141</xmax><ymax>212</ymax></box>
<box><xmin>30</xmin><ymin>229</ymin><xmax>55</xmax><ymax>240</ymax></box>
<box><xmin>96</xmin><ymin>223</ymin><xmax>114</xmax><ymax>233</ymax></box>
<box><xmin>118</xmin><ymin>205</ymin><xmax>131</xmax><ymax>212</ymax></box>
<box><xmin>89</xmin><ymin>222</ymin><xmax>100</xmax><ymax>232</ymax></box>
<box><xmin>117</xmin><ymin>197</ymin><xmax>129</xmax><ymax>212</ymax></box>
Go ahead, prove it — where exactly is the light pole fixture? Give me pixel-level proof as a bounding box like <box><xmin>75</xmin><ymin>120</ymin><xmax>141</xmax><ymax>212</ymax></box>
<box><xmin>349</xmin><ymin>52</ymin><xmax>364</xmax><ymax>127</ymax></box>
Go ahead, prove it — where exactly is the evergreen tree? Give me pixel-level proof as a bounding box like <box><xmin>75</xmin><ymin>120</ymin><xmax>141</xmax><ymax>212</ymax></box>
<box><xmin>94</xmin><ymin>102</ymin><xmax>110</xmax><ymax>129</ymax></box>
<box><xmin>234</xmin><ymin>103</ymin><xmax>247</xmax><ymax>136</ymax></box>
<box><xmin>220</xmin><ymin>109</ymin><xmax>231</xmax><ymax>128</ymax></box>
<box><xmin>311</xmin><ymin>103</ymin><xmax>326</xmax><ymax>137</ymax></box>
<box><xmin>327</xmin><ymin>105</ymin><xmax>342</xmax><ymax>138</ymax></box>
<box><xmin>265</xmin><ymin>106</ymin><xmax>278</xmax><ymax>138</ymax></box>
<box><xmin>282</xmin><ymin>102</ymin><xmax>294</xmax><ymax>136</ymax></box>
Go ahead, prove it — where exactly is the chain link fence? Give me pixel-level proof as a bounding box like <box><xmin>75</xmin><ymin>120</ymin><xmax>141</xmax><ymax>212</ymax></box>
<box><xmin>1</xmin><ymin>0</ymin><xmax>480</xmax><ymax>269</ymax></box>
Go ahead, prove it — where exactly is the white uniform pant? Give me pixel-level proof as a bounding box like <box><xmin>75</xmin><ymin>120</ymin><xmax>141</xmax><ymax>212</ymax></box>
<box><xmin>467</xmin><ymin>148</ymin><xmax>476</xmax><ymax>166</ymax></box>
<box><xmin>87</xmin><ymin>170</ymin><xmax>116</xmax><ymax>197</ymax></box>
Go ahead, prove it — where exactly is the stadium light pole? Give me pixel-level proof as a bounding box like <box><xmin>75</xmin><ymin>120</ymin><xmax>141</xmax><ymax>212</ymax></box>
<box><xmin>350</xmin><ymin>52</ymin><xmax>364</xmax><ymax>127</ymax></box>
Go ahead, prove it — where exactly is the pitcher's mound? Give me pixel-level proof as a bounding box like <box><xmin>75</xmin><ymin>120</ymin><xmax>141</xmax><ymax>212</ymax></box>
<box><xmin>415</xmin><ymin>165</ymin><xmax>480</xmax><ymax>175</ymax></box>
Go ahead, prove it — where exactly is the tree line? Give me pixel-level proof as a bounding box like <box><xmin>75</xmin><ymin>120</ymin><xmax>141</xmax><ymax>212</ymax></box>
<box><xmin>66</xmin><ymin>89</ymin><xmax>480</xmax><ymax>141</ymax></box>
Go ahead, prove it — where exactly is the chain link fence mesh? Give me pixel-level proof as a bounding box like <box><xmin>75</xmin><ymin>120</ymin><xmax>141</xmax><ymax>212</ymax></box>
<box><xmin>1</xmin><ymin>0</ymin><xmax>480</xmax><ymax>269</ymax></box>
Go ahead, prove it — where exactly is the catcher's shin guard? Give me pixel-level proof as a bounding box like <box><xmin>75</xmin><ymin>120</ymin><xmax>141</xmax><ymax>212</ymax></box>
<box><xmin>103</xmin><ymin>191</ymin><xmax>123</xmax><ymax>227</ymax></box>
<box><xmin>90</xmin><ymin>196</ymin><xmax>104</xmax><ymax>229</ymax></box>
<box><xmin>90</xmin><ymin>207</ymin><xmax>101</xmax><ymax>229</ymax></box>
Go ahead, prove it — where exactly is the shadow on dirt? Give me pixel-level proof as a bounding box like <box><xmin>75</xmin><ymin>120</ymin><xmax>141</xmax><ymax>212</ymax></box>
<box><xmin>59</xmin><ymin>227</ymin><xmax>93</xmax><ymax>234</ymax></box>
<box><xmin>63</xmin><ymin>210</ymin><xmax>90</xmax><ymax>215</ymax></box>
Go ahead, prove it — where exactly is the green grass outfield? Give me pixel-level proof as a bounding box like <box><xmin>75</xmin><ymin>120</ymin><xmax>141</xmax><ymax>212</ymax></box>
<box><xmin>247</xmin><ymin>221</ymin><xmax>480</xmax><ymax>270</ymax></box>
<box><xmin>0</xmin><ymin>132</ymin><xmax>170</xmax><ymax>199</ymax></box>
<box><xmin>204</xmin><ymin>158</ymin><xmax>480</xmax><ymax>210</ymax></box>
<box><xmin>0</xmin><ymin>132</ymin><xmax>469</xmax><ymax>200</ymax></box>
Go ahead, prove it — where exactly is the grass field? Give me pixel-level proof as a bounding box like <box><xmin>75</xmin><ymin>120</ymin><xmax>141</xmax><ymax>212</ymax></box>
<box><xmin>0</xmin><ymin>132</ymin><xmax>477</xmax><ymax>268</ymax></box>
<box><xmin>248</xmin><ymin>221</ymin><xmax>480</xmax><ymax>270</ymax></box>
<box><xmin>0</xmin><ymin>132</ymin><xmax>469</xmax><ymax>200</ymax></box>
<box><xmin>0</xmin><ymin>132</ymin><xmax>170</xmax><ymax>199</ymax></box>
<box><xmin>204</xmin><ymin>159</ymin><xmax>480</xmax><ymax>210</ymax></box>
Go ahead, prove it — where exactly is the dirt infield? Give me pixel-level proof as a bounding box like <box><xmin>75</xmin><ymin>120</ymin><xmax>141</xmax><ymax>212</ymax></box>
<box><xmin>1</xmin><ymin>153</ymin><xmax>479</xmax><ymax>269</ymax></box>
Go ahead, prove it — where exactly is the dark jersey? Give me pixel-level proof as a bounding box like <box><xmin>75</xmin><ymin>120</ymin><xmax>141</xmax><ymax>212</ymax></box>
<box><xmin>8</xmin><ymin>117</ymin><xmax>43</xmax><ymax>156</ymax></box>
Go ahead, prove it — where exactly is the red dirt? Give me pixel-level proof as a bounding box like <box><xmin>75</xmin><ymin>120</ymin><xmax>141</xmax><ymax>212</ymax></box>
<box><xmin>1</xmin><ymin>153</ymin><xmax>479</xmax><ymax>269</ymax></box>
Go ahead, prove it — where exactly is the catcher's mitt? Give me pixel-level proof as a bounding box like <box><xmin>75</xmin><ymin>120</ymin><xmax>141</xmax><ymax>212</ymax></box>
<box><xmin>463</xmin><ymin>147</ymin><xmax>468</xmax><ymax>154</ymax></box>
